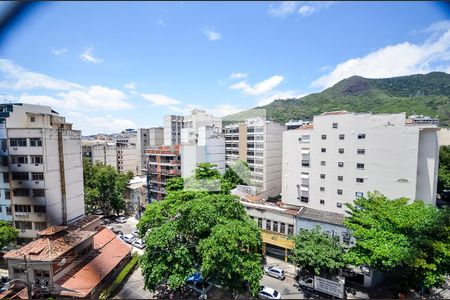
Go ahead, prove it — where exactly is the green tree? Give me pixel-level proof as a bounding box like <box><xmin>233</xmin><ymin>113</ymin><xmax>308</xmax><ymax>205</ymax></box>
<box><xmin>83</xmin><ymin>160</ymin><xmax>132</xmax><ymax>216</ymax></box>
<box><xmin>138</xmin><ymin>165</ymin><xmax>263</xmax><ymax>296</ymax></box>
<box><xmin>223</xmin><ymin>160</ymin><xmax>252</xmax><ymax>189</ymax></box>
<box><xmin>438</xmin><ymin>145</ymin><xmax>450</xmax><ymax>194</ymax></box>
<box><xmin>292</xmin><ymin>226</ymin><xmax>345</xmax><ymax>276</ymax></box>
<box><xmin>166</xmin><ymin>177</ymin><xmax>185</xmax><ymax>192</ymax></box>
<box><xmin>344</xmin><ymin>192</ymin><xmax>450</xmax><ymax>291</ymax></box>
<box><xmin>0</xmin><ymin>221</ymin><xmax>18</xmax><ymax>249</ymax></box>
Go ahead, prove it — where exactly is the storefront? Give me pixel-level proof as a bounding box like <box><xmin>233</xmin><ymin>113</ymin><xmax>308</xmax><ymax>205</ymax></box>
<box><xmin>261</xmin><ymin>231</ymin><xmax>294</xmax><ymax>262</ymax></box>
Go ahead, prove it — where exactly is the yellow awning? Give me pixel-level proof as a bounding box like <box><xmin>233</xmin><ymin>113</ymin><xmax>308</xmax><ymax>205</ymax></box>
<box><xmin>261</xmin><ymin>230</ymin><xmax>294</xmax><ymax>250</ymax></box>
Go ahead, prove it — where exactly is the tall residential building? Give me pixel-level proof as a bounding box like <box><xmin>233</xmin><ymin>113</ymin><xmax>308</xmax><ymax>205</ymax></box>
<box><xmin>181</xmin><ymin>126</ymin><xmax>225</xmax><ymax>177</ymax></box>
<box><xmin>136</xmin><ymin>127</ymin><xmax>164</xmax><ymax>175</ymax></box>
<box><xmin>181</xmin><ymin>109</ymin><xmax>222</xmax><ymax>143</ymax></box>
<box><xmin>282</xmin><ymin>111</ymin><xmax>440</xmax><ymax>215</ymax></box>
<box><xmin>145</xmin><ymin>145</ymin><xmax>181</xmax><ymax>201</ymax></box>
<box><xmin>225</xmin><ymin>118</ymin><xmax>285</xmax><ymax>199</ymax></box>
<box><xmin>164</xmin><ymin>115</ymin><xmax>184</xmax><ymax>146</ymax></box>
<box><xmin>0</xmin><ymin>103</ymin><xmax>85</xmax><ymax>241</ymax></box>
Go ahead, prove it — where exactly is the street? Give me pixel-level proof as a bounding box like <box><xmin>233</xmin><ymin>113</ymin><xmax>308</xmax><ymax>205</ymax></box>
<box><xmin>107</xmin><ymin>215</ymin><xmax>144</xmax><ymax>255</ymax></box>
<box><xmin>260</xmin><ymin>274</ymin><xmax>304</xmax><ymax>299</ymax></box>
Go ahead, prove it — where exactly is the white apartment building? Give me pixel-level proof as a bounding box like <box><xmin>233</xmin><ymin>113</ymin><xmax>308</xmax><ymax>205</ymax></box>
<box><xmin>181</xmin><ymin>126</ymin><xmax>225</xmax><ymax>177</ymax></box>
<box><xmin>282</xmin><ymin>111</ymin><xmax>440</xmax><ymax>215</ymax></box>
<box><xmin>136</xmin><ymin>127</ymin><xmax>164</xmax><ymax>174</ymax></box>
<box><xmin>164</xmin><ymin>115</ymin><xmax>184</xmax><ymax>146</ymax></box>
<box><xmin>0</xmin><ymin>103</ymin><xmax>85</xmax><ymax>241</ymax></box>
<box><xmin>181</xmin><ymin>109</ymin><xmax>222</xmax><ymax>143</ymax></box>
<box><xmin>225</xmin><ymin>118</ymin><xmax>285</xmax><ymax>199</ymax></box>
<box><xmin>90</xmin><ymin>142</ymin><xmax>118</xmax><ymax>169</ymax></box>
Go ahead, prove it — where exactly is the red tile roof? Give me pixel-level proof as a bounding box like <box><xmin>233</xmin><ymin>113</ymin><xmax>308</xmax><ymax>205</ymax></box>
<box><xmin>3</xmin><ymin>230</ymin><xmax>96</xmax><ymax>261</ymax></box>
<box><xmin>56</xmin><ymin>228</ymin><xmax>131</xmax><ymax>298</ymax></box>
<box><xmin>297</xmin><ymin>124</ymin><xmax>314</xmax><ymax>130</ymax></box>
<box><xmin>38</xmin><ymin>225</ymin><xmax>68</xmax><ymax>236</ymax></box>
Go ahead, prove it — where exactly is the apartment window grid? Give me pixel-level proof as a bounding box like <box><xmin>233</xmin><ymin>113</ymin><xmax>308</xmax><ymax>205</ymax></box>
<box><xmin>288</xmin><ymin>224</ymin><xmax>294</xmax><ymax>235</ymax></box>
<box><xmin>337</xmin><ymin>175</ymin><xmax>344</xmax><ymax>181</ymax></box>
<box><xmin>15</xmin><ymin>221</ymin><xmax>32</xmax><ymax>230</ymax></box>
<box><xmin>4</xmin><ymin>189</ymin><xmax>10</xmax><ymax>199</ymax></box>
<box><xmin>357</xmin><ymin>149</ymin><xmax>366</xmax><ymax>155</ymax></box>
<box><xmin>357</xmin><ymin>163</ymin><xmax>365</xmax><ymax>169</ymax></box>
<box><xmin>12</xmin><ymin>172</ymin><xmax>29</xmax><ymax>180</ymax></box>
<box><xmin>15</xmin><ymin>204</ymin><xmax>31</xmax><ymax>213</ymax></box>
<box><xmin>320</xmin><ymin>161</ymin><xmax>326</xmax><ymax>166</ymax></box>
<box><xmin>356</xmin><ymin>178</ymin><xmax>364</xmax><ymax>183</ymax></box>
<box><xmin>258</xmin><ymin>218</ymin><xmax>262</xmax><ymax>228</ymax></box>
<box><xmin>13</xmin><ymin>189</ymin><xmax>29</xmax><ymax>197</ymax></box>
<box><xmin>357</xmin><ymin>133</ymin><xmax>366</xmax><ymax>139</ymax></box>
<box><xmin>34</xmin><ymin>222</ymin><xmax>47</xmax><ymax>231</ymax></box>
<box><xmin>11</xmin><ymin>156</ymin><xmax>28</xmax><ymax>164</ymax></box>
<box><xmin>321</xmin><ymin>134</ymin><xmax>327</xmax><ymax>140</ymax></box>
<box><xmin>339</xmin><ymin>134</ymin><xmax>345</xmax><ymax>140</ymax></box>
<box><xmin>266</xmin><ymin>220</ymin><xmax>271</xmax><ymax>231</ymax></box>
<box><xmin>300</xmin><ymin>196</ymin><xmax>309</xmax><ymax>203</ymax></box>
<box><xmin>320</xmin><ymin>174</ymin><xmax>325</xmax><ymax>179</ymax></box>
<box><xmin>30</xmin><ymin>138</ymin><xmax>42</xmax><ymax>147</ymax></box>
<box><xmin>337</xmin><ymin>202</ymin><xmax>343</xmax><ymax>208</ymax></box>
<box><xmin>321</xmin><ymin>148</ymin><xmax>326</xmax><ymax>153</ymax></box>
<box><xmin>338</xmin><ymin>162</ymin><xmax>344</xmax><ymax>167</ymax></box>
<box><xmin>273</xmin><ymin>222</ymin><xmax>278</xmax><ymax>232</ymax></box>
<box><xmin>338</xmin><ymin>148</ymin><xmax>344</xmax><ymax>154</ymax></box>
<box><xmin>320</xmin><ymin>186</ymin><xmax>325</xmax><ymax>192</ymax></box>
<box><xmin>337</xmin><ymin>189</ymin><xmax>343</xmax><ymax>195</ymax></box>
<box><xmin>32</xmin><ymin>172</ymin><xmax>44</xmax><ymax>181</ymax></box>
<box><xmin>32</xmin><ymin>189</ymin><xmax>45</xmax><ymax>197</ymax></box>
<box><xmin>31</xmin><ymin>156</ymin><xmax>43</xmax><ymax>164</ymax></box>
<box><xmin>34</xmin><ymin>205</ymin><xmax>46</xmax><ymax>213</ymax></box>
<box><xmin>3</xmin><ymin>173</ymin><xmax>8</xmax><ymax>183</ymax></box>
<box><xmin>1</xmin><ymin>156</ymin><xmax>8</xmax><ymax>166</ymax></box>
<box><xmin>332</xmin><ymin>123</ymin><xmax>338</xmax><ymax>129</ymax></box>
<box><xmin>320</xmin><ymin>199</ymin><xmax>325</xmax><ymax>205</ymax></box>
<box><xmin>280</xmin><ymin>223</ymin><xmax>286</xmax><ymax>234</ymax></box>
<box><xmin>10</xmin><ymin>138</ymin><xmax>27</xmax><ymax>147</ymax></box>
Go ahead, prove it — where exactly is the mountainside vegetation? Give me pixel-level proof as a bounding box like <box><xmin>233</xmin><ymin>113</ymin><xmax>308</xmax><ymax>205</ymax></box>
<box><xmin>225</xmin><ymin>72</ymin><xmax>450</xmax><ymax>127</ymax></box>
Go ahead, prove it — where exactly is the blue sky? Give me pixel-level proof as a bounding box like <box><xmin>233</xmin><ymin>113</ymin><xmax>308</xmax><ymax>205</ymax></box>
<box><xmin>0</xmin><ymin>1</ymin><xmax>449</xmax><ymax>135</ymax></box>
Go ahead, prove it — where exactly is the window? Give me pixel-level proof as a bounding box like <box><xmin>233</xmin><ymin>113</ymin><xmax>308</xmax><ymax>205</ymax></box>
<box><xmin>273</xmin><ymin>222</ymin><xmax>278</xmax><ymax>232</ymax></box>
<box><xmin>357</xmin><ymin>133</ymin><xmax>366</xmax><ymax>139</ymax></box>
<box><xmin>338</xmin><ymin>148</ymin><xmax>344</xmax><ymax>154</ymax></box>
<box><xmin>321</xmin><ymin>148</ymin><xmax>326</xmax><ymax>153</ymax></box>
<box><xmin>336</xmin><ymin>202</ymin><xmax>343</xmax><ymax>208</ymax></box>
<box><xmin>1</xmin><ymin>156</ymin><xmax>8</xmax><ymax>166</ymax></box>
<box><xmin>332</xmin><ymin>122</ymin><xmax>338</xmax><ymax>128</ymax></box>
<box><xmin>339</xmin><ymin>134</ymin><xmax>345</xmax><ymax>140</ymax></box>
<box><xmin>11</xmin><ymin>156</ymin><xmax>28</xmax><ymax>164</ymax></box>
<box><xmin>320</xmin><ymin>161</ymin><xmax>326</xmax><ymax>166</ymax></box>
<box><xmin>30</xmin><ymin>138</ymin><xmax>42</xmax><ymax>147</ymax></box>
<box><xmin>13</xmin><ymin>189</ymin><xmax>29</xmax><ymax>197</ymax></box>
<box><xmin>338</xmin><ymin>162</ymin><xmax>344</xmax><ymax>167</ymax></box>
<box><xmin>300</xmin><ymin>135</ymin><xmax>310</xmax><ymax>143</ymax></box>
<box><xmin>280</xmin><ymin>223</ymin><xmax>286</xmax><ymax>234</ymax></box>
<box><xmin>342</xmin><ymin>232</ymin><xmax>351</xmax><ymax>245</ymax></box>
<box><xmin>30</xmin><ymin>116</ymin><xmax>35</xmax><ymax>123</ymax></box>
<box><xmin>34</xmin><ymin>206</ymin><xmax>46</xmax><ymax>213</ymax></box>
<box><xmin>14</xmin><ymin>205</ymin><xmax>31</xmax><ymax>213</ymax></box>
<box><xmin>34</xmin><ymin>269</ymin><xmax>49</xmax><ymax>278</ymax></box>
<box><xmin>301</xmin><ymin>160</ymin><xmax>310</xmax><ymax>167</ymax></box>
<box><xmin>31</xmin><ymin>156</ymin><xmax>43</xmax><ymax>164</ymax></box>
<box><xmin>10</xmin><ymin>138</ymin><xmax>27</xmax><ymax>147</ymax></box>
<box><xmin>356</xmin><ymin>178</ymin><xmax>364</xmax><ymax>183</ymax></box>
<box><xmin>320</xmin><ymin>199</ymin><xmax>325</xmax><ymax>205</ymax></box>
<box><xmin>288</xmin><ymin>224</ymin><xmax>294</xmax><ymax>235</ymax></box>
<box><xmin>300</xmin><ymin>196</ymin><xmax>309</xmax><ymax>203</ymax></box>
<box><xmin>13</xmin><ymin>267</ymin><xmax>26</xmax><ymax>274</ymax></box>
<box><xmin>320</xmin><ymin>186</ymin><xmax>325</xmax><ymax>192</ymax></box>
<box><xmin>32</xmin><ymin>172</ymin><xmax>44</xmax><ymax>181</ymax></box>
<box><xmin>258</xmin><ymin>218</ymin><xmax>262</xmax><ymax>228</ymax></box>
<box><xmin>15</xmin><ymin>221</ymin><xmax>32</xmax><ymax>230</ymax></box>
<box><xmin>355</xmin><ymin>192</ymin><xmax>364</xmax><ymax>198</ymax></box>
<box><xmin>3</xmin><ymin>172</ymin><xmax>8</xmax><ymax>183</ymax></box>
<box><xmin>357</xmin><ymin>149</ymin><xmax>365</xmax><ymax>155</ymax></box>
<box><xmin>1</xmin><ymin>139</ymin><xmax>6</xmax><ymax>151</ymax></box>
<box><xmin>12</xmin><ymin>172</ymin><xmax>29</xmax><ymax>180</ymax></box>
<box><xmin>357</xmin><ymin>163</ymin><xmax>365</xmax><ymax>169</ymax></box>
<box><xmin>320</xmin><ymin>174</ymin><xmax>325</xmax><ymax>179</ymax></box>
<box><xmin>321</xmin><ymin>134</ymin><xmax>327</xmax><ymax>140</ymax></box>
<box><xmin>337</xmin><ymin>175</ymin><xmax>343</xmax><ymax>181</ymax></box>
<box><xmin>266</xmin><ymin>220</ymin><xmax>271</xmax><ymax>231</ymax></box>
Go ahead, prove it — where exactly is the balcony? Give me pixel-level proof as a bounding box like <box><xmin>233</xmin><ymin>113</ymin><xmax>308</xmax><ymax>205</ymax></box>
<box><xmin>8</xmin><ymin>146</ymin><xmax>42</xmax><ymax>156</ymax></box>
<box><xmin>11</xmin><ymin>179</ymin><xmax>45</xmax><ymax>189</ymax></box>
<box><xmin>9</xmin><ymin>163</ymin><xmax>44</xmax><ymax>172</ymax></box>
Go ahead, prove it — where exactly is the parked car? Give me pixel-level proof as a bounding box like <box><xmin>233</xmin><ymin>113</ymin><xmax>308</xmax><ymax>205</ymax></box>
<box><xmin>132</xmin><ymin>238</ymin><xmax>145</xmax><ymax>249</ymax></box>
<box><xmin>132</xmin><ymin>230</ymin><xmax>139</xmax><ymax>237</ymax></box>
<box><xmin>264</xmin><ymin>266</ymin><xmax>285</xmax><ymax>280</ymax></box>
<box><xmin>115</xmin><ymin>216</ymin><xmax>126</xmax><ymax>223</ymax></box>
<box><xmin>258</xmin><ymin>286</ymin><xmax>281</xmax><ymax>300</ymax></box>
<box><xmin>121</xmin><ymin>234</ymin><xmax>135</xmax><ymax>244</ymax></box>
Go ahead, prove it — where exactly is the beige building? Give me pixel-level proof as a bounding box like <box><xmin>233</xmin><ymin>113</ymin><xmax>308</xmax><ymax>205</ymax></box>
<box><xmin>0</xmin><ymin>103</ymin><xmax>85</xmax><ymax>241</ymax></box>
<box><xmin>225</xmin><ymin>118</ymin><xmax>285</xmax><ymax>199</ymax></box>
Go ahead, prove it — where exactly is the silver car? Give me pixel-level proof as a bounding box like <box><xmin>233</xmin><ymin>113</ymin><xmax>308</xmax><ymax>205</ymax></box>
<box><xmin>264</xmin><ymin>266</ymin><xmax>285</xmax><ymax>280</ymax></box>
<box><xmin>121</xmin><ymin>234</ymin><xmax>135</xmax><ymax>244</ymax></box>
<box><xmin>258</xmin><ymin>286</ymin><xmax>281</xmax><ymax>300</ymax></box>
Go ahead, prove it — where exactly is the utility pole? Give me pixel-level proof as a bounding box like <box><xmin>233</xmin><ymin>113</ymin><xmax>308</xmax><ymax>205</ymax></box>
<box><xmin>23</xmin><ymin>255</ymin><xmax>32</xmax><ymax>299</ymax></box>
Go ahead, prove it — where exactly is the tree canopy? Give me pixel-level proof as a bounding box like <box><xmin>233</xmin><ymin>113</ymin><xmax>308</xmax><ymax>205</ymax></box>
<box><xmin>292</xmin><ymin>226</ymin><xmax>345</xmax><ymax>276</ymax></box>
<box><xmin>138</xmin><ymin>163</ymin><xmax>263</xmax><ymax>296</ymax></box>
<box><xmin>0</xmin><ymin>221</ymin><xmax>18</xmax><ymax>249</ymax></box>
<box><xmin>83</xmin><ymin>158</ymin><xmax>133</xmax><ymax>216</ymax></box>
<box><xmin>223</xmin><ymin>160</ymin><xmax>252</xmax><ymax>189</ymax></box>
<box><xmin>438</xmin><ymin>145</ymin><xmax>450</xmax><ymax>195</ymax></box>
<box><xmin>344</xmin><ymin>192</ymin><xmax>450</xmax><ymax>290</ymax></box>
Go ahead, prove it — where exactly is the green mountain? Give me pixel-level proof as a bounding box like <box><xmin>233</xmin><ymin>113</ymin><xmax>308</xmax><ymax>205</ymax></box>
<box><xmin>225</xmin><ymin>72</ymin><xmax>450</xmax><ymax>127</ymax></box>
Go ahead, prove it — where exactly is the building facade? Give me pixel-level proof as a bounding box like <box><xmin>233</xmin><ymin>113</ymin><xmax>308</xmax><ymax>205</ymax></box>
<box><xmin>225</xmin><ymin>118</ymin><xmax>285</xmax><ymax>199</ymax></box>
<box><xmin>282</xmin><ymin>111</ymin><xmax>440</xmax><ymax>215</ymax></box>
<box><xmin>145</xmin><ymin>145</ymin><xmax>181</xmax><ymax>201</ymax></box>
<box><xmin>136</xmin><ymin>127</ymin><xmax>164</xmax><ymax>175</ymax></box>
<box><xmin>0</xmin><ymin>104</ymin><xmax>85</xmax><ymax>241</ymax></box>
<box><xmin>164</xmin><ymin>115</ymin><xmax>184</xmax><ymax>146</ymax></box>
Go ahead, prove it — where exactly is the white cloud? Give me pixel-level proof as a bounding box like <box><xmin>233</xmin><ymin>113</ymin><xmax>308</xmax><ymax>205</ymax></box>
<box><xmin>156</xmin><ymin>20</ymin><xmax>166</xmax><ymax>27</ymax></box>
<box><xmin>230</xmin><ymin>72</ymin><xmax>248</xmax><ymax>79</ymax></box>
<box><xmin>66</xmin><ymin>112</ymin><xmax>136</xmax><ymax>135</ymax></box>
<box><xmin>124</xmin><ymin>82</ymin><xmax>136</xmax><ymax>90</ymax></box>
<box><xmin>50</xmin><ymin>48</ymin><xmax>68</xmax><ymax>56</ymax></box>
<box><xmin>268</xmin><ymin>1</ymin><xmax>334</xmax><ymax>17</ymax></box>
<box><xmin>229</xmin><ymin>75</ymin><xmax>284</xmax><ymax>96</ymax></box>
<box><xmin>312</xmin><ymin>21</ymin><xmax>450</xmax><ymax>89</ymax></box>
<box><xmin>318</xmin><ymin>65</ymin><xmax>330</xmax><ymax>72</ymax></box>
<box><xmin>268</xmin><ymin>1</ymin><xmax>298</xmax><ymax>17</ymax></box>
<box><xmin>141</xmin><ymin>94</ymin><xmax>181</xmax><ymax>106</ymax></box>
<box><xmin>257</xmin><ymin>91</ymin><xmax>307</xmax><ymax>106</ymax></box>
<box><xmin>202</xmin><ymin>28</ymin><xmax>222</xmax><ymax>41</ymax></box>
<box><xmin>80</xmin><ymin>47</ymin><xmax>104</xmax><ymax>64</ymax></box>
<box><xmin>0</xmin><ymin>59</ymin><xmax>82</xmax><ymax>91</ymax></box>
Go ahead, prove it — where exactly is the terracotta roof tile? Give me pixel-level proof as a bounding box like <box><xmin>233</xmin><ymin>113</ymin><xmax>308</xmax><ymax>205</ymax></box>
<box><xmin>57</xmin><ymin>228</ymin><xmax>131</xmax><ymax>298</ymax></box>
<box><xmin>38</xmin><ymin>225</ymin><xmax>67</xmax><ymax>236</ymax></box>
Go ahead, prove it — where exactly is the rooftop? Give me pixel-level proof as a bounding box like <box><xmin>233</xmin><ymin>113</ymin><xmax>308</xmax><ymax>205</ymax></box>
<box><xmin>297</xmin><ymin>206</ymin><xmax>345</xmax><ymax>226</ymax></box>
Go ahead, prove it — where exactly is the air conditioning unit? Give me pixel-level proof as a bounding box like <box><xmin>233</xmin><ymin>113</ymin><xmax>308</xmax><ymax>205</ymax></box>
<box><xmin>35</xmin><ymin>163</ymin><xmax>39</xmax><ymax>166</ymax></box>
<box><xmin>21</xmin><ymin>229</ymin><xmax>26</xmax><ymax>233</ymax></box>
<box><xmin>35</xmin><ymin>181</ymin><xmax>39</xmax><ymax>184</ymax></box>
<box><xmin>17</xmin><ymin>164</ymin><xmax>21</xmax><ymax>167</ymax></box>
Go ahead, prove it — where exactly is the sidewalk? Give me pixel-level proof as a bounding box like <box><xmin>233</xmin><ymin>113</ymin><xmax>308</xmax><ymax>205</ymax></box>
<box><xmin>264</xmin><ymin>256</ymin><xmax>297</xmax><ymax>278</ymax></box>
